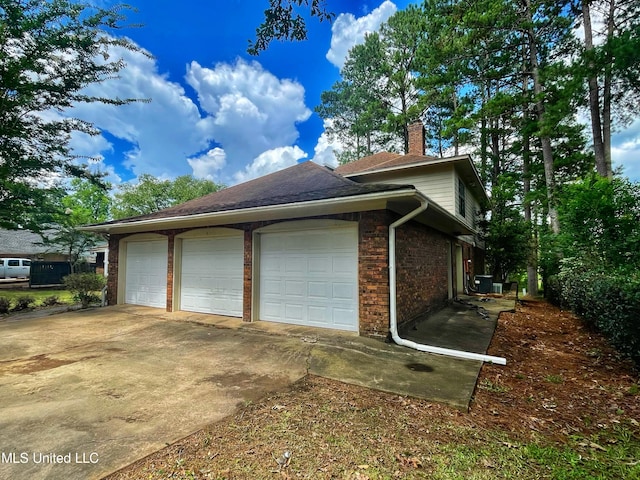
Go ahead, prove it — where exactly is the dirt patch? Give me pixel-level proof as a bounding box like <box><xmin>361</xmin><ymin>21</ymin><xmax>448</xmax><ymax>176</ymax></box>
<box><xmin>0</xmin><ymin>354</ymin><xmax>79</xmax><ymax>375</ymax></box>
<box><xmin>104</xmin><ymin>299</ymin><xmax>639</xmax><ymax>479</ymax></box>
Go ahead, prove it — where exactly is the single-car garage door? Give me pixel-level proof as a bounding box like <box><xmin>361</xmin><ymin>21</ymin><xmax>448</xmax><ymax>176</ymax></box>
<box><xmin>259</xmin><ymin>223</ymin><xmax>358</xmax><ymax>331</ymax></box>
<box><xmin>179</xmin><ymin>232</ymin><xmax>243</xmax><ymax>317</ymax></box>
<box><xmin>125</xmin><ymin>239</ymin><xmax>168</xmax><ymax>308</ymax></box>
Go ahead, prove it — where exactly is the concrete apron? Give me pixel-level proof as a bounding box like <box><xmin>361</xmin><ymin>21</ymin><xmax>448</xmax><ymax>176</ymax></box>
<box><xmin>0</xmin><ymin>297</ymin><xmax>512</xmax><ymax>480</ymax></box>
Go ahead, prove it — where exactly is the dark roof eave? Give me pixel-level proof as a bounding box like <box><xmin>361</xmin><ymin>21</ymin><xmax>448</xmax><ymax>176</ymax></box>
<box><xmin>79</xmin><ymin>188</ymin><xmax>421</xmax><ymax>235</ymax></box>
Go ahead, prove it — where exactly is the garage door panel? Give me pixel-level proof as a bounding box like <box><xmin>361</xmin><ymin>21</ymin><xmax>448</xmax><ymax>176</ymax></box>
<box><xmin>259</xmin><ymin>225</ymin><xmax>358</xmax><ymax>331</ymax></box>
<box><xmin>333</xmin><ymin>282</ymin><xmax>354</xmax><ymax>300</ymax></box>
<box><xmin>284</xmin><ymin>280</ymin><xmax>304</xmax><ymax>297</ymax></box>
<box><xmin>125</xmin><ymin>239</ymin><xmax>168</xmax><ymax>308</ymax></box>
<box><xmin>179</xmin><ymin>234</ymin><xmax>243</xmax><ymax>317</ymax></box>
<box><xmin>308</xmin><ymin>281</ymin><xmax>328</xmax><ymax>299</ymax></box>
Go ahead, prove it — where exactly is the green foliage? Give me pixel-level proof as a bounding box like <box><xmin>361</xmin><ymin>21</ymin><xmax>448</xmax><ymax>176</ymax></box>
<box><xmin>0</xmin><ymin>0</ymin><xmax>143</xmax><ymax>232</ymax></box>
<box><xmin>0</xmin><ymin>297</ymin><xmax>10</xmax><ymax>314</ymax></box>
<box><xmin>63</xmin><ymin>273</ymin><xmax>105</xmax><ymax>308</ymax></box>
<box><xmin>111</xmin><ymin>174</ymin><xmax>224</xmax><ymax>219</ymax></box>
<box><xmin>546</xmin><ymin>177</ymin><xmax>640</xmax><ymax>364</ymax></box>
<box><xmin>481</xmin><ymin>176</ymin><xmax>532</xmax><ymax>282</ymax></box>
<box><xmin>550</xmin><ymin>262</ymin><xmax>640</xmax><ymax>364</ymax></box>
<box><xmin>316</xmin><ymin>6</ymin><xmax>428</xmax><ymax>159</ymax></box>
<box><xmin>41</xmin><ymin>295</ymin><xmax>61</xmax><ymax>307</ymax></box>
<box><xmin>482</xmin><ymin>212</ymin><xmax>531</xmax><ymax>283</ymax></box>
<box><xmin>11</xmin><ymin>295</ymin><xmax>35</xmax><ymax>312</ymax></box>
<box><xmin>248</xmin><ymin>0</ymin><xmax>334</xmax><ymax>55</ymax></box>
<box><xmin>557</xmin><ymin>176</ymin><xmax>640</xmax><ymax>271</ymax></box>
<box><xmin>40</xmin><ymin>178</ymin><xmax>111</xmax><ymax>270</ymax></box>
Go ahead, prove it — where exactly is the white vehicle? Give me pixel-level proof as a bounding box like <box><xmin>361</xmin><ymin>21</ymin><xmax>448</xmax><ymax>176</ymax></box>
<box><xmin>0</xmin><ymin>258</ymin><xmax>31</xmax><ymax>279</ymax></box>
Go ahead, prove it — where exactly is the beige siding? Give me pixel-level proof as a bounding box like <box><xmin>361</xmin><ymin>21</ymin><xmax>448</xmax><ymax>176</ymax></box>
<box><xmin>354</xmin><ymin>167</ymin><xmax>455</xmax><ymax>212</ymax></box>
<box><xmin>455</xmin><ymin>172</ymin><xmax>481</xmax><ymax>231</ymax></box>
<box><xmin>348</xmin><ymin>165</ymin><xmax>483</xmax><ymax>234</ymax></box>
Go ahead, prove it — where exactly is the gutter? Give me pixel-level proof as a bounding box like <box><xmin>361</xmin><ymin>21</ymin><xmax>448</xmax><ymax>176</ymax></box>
<box><xmin>388</xmin><ymin>194</ymin><xmax>507</xmax><ymax>366</ymax></box>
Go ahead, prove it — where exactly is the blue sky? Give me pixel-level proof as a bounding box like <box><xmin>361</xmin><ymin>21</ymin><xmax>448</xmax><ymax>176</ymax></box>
<box><xmin>69</xmin><ymin>0</ymin><xmax>640</xmax><ymax>186</ymax></box>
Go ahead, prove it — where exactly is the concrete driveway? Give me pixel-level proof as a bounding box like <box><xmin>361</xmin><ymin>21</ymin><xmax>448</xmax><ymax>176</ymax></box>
<box><xmin>0</xmin><ymin>306</ymin><xmax>312</xmax><ymax>480</ymax></box>
<box><xmin>0</xmin><ymin>299</ymin><xmax>508</xmax><ymax>480</ymax></box>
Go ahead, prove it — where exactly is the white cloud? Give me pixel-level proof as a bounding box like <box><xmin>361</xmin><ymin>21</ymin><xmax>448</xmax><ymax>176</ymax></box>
<box><xmin>326</xmin><ymin>0</ymin><xmax>397</xmax><ymax>69</ymax></box>
<box><xmin>68</xmin><ymin>131</ymin><xmax>112</xmax><ymax>160</ymax></box>
<box><xmin>612</xmin><ymin>119</ymin><xmax>640</xmax><ymax>181</ymax></box>
<box><xmin>63</xmin><ymin>41</ymin><xmax>313</xmax><ymax>185</ymax></box>
<box><xmin>69</xmin><ymin>40</ymin><xmax>214</xmax><ymax>179</ymax></box>
<box><xmin>233</xmin><ymin>146</ymin><xmax>307</xmax><ymax>184</ymax></box>
<box><xmin>185</xmin><ymin>59</ymin><xmax>311</xmax><ymax>177</ymax></box>
<box><xmin>311</xmin><ymin>119</ymin><xmax>339</xmax><ymax>168</ymax></box>
<box><xmin>188</xmin><ymin>148</ymin><xmax>227</xmax><ymax>180</ymax></box>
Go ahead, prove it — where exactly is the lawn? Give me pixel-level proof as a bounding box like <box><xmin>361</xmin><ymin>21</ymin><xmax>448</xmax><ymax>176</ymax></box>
<box><xmin>105</xmin><ymin>299</ymin><xmax>640</xmax><ymax>480</ymax></box>
<box><xmin>0</xmin><ymin>288</ymin><xmax>75</xmax><ymax>310</ymax></box>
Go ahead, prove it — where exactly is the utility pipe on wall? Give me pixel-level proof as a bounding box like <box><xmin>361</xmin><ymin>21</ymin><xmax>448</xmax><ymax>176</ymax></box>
<box><xmin>388</xmin><ymin>195</ymin><xmax>507</xmax><ymax>366</ymax></box>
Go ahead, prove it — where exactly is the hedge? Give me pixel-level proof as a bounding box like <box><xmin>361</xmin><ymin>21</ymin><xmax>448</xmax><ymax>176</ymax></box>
<box><xmin>547</xmin><ymin>260</ymin><xmax>640</xmax><ymax>365</ymax></box>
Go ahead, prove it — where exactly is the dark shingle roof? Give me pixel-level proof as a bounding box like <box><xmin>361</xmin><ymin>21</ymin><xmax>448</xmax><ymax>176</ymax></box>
<box><xmin>0</xmin><ymin>229</ymin><xmax>49</xmax><ymax>255</ymax></box>
<box><xmin>334</xmin><ymin>152</ymin><xmax>439</xmax><ymax>175</ymax></box>
<box><xmin>97</xmin><ymin>161</ymin><xmax>413</xmax><ymax>226</ymax></box>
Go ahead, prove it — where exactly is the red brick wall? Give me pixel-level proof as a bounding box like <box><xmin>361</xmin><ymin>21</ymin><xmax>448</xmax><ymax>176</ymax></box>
<box><xmin>242</xmin><ymin>229</ymin><xmax>252</xmax><ymax>322</ymax></box>
<box><xmin>395</xmin><ymin>220</ymin><xmax>450</xmax><ymax>327</ymax></box>
<box><xmin>358</xmin><ymin>211</ymin><xmax>393</xmax><ymax>337</ymax></box>
<box><xmin>407</xmin><ymin>122</ymin><xmax>425</xmax><ymax>156</ymax></box>
<box><xmin>106</xmin><ymin>234</ymin><xmax>122</xmax><ymax>306</ymax></box>
<box><xmin>104</xmin><ymin>212</ymin><xmax>462</xmax><ymax>338</ymax></box>
<box><xmin>166</xmin><ymin>233</ymin><xmax>175</xmax><ymax>311</ymax></box>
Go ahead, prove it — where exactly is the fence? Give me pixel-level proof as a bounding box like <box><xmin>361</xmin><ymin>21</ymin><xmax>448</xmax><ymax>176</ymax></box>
<box><xmin>29</xmin><ymin>262</ymin><xmax>96</xmax><ymax>287</ymax></box>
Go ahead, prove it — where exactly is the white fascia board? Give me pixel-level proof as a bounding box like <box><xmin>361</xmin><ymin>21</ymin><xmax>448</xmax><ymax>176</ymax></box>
<box><xmin>78</xmin><ymin>189</ymin><xmax>420</xmax><ymax>235</ymax></box>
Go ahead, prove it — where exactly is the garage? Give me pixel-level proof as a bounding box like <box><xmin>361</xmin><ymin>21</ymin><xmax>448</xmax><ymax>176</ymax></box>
<box><xmin>258</xmin><ymin>221</ymin><xmax>358</xmax><ymax>331</ymax></box>
<box><xmin>124</xmin><ymin>238</ymin><xmax>168</xmax><ymax>308</ymax></box>
<box><xmin>177</xmin><ymin>230</ymin><xmax>243</xmax><ymax>317</ymax></box>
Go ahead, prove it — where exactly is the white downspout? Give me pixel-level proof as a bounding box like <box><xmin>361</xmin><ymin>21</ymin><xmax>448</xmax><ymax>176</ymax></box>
<box><xmin>389</xmin><ymin>196</ymin><xmax>507</xmax><ymax>366</ymax></box>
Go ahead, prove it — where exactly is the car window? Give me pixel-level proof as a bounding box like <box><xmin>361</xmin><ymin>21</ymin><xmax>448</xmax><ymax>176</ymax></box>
<box><xmin>0</xmin><ymin>259</ymin><xmax>4</xmax><ymax>266</ymax></box>
<box><xmin>8</xmin><ymin>260</ymin><xmax>19</xmax><ymax>266</ymax></box>
<box><xmin>23</xmin><ymin>260</ymin><xmax>31</xmax><ymax>266</ymax></box>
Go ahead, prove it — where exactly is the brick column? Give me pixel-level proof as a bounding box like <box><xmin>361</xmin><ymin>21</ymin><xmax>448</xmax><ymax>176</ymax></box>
<box><xmin>166</xmin><ymin>233</ymin><xmax>175</xmax><ymax>312</ymax></box>
<box><xmin>106</xmin><ymin>234</ymin><xmax>122</xmax><ymax>306</ymax></box>
<box><xmin>243</xmin><ymin>229</ymin><xmax>253</xmax><ymax>322</ymax></box>
<box><xmin>358</xmin><ymin>211</ymin><xmax>392</xmax><ymax>337</ymax></box>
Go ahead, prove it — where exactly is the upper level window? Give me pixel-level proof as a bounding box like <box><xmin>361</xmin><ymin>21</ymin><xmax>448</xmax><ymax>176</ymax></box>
<box><xmin>458</xmin><ymin>178</ymin><xmax>466</xmax><ymax>218</ymax></box>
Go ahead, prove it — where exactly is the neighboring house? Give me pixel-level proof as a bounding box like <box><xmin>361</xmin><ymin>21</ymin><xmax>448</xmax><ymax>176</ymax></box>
<box><xmin>0</xmin><ymin>229</ymin><xmax>69</xmax><ymax>262</ymax></box>
<box><xmin>82</xmin><ymin>123</ymin><xmax>488</xmax><ymax>338</ymax></box>
<box><xmin>89</xmin><ymin>243</ymin><xmax>109</xmax><ymax>276</ymax></box>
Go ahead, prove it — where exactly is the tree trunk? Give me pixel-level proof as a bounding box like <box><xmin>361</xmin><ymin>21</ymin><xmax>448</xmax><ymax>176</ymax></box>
<box><xmin>583</xmin><ymin>0</ymin><xmax>608</xmax><ymax>177</ymax></box>
<box><xmin>480</xmin><ymin>82</ymin><xmax>489</xmax><ymax>185</ymax></box>
<box><xmin>603</xmin><ymin>0</ymin><xmax>615</xmax><ymax>179</ymax></box>
<box><xmin>521</xmin><ymin>42</ymin><xmax>539</xmax><ymax>297</ymax></box>
<box><xmin>524</xmin><ymin>0</ymin><xmax>560</xmax><ymax>234</ymax></box>
<box><xmin>522</xmin><ymin>123</ymin><xmax>539</xmax><ymax>296</ymax></box>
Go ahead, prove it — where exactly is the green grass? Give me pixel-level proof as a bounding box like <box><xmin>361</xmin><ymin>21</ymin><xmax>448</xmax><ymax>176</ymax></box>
<box><xmin>0</xmin><ymin>288</ymin><xmax>75</xmax><ymax>308</ymax></box>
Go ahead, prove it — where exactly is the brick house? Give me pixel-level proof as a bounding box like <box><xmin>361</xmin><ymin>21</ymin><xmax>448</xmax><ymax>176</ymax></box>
<box><xmin>82</xmin><ymin>124</ymin><xmax>488</xmax><ymax>338</ymax></box>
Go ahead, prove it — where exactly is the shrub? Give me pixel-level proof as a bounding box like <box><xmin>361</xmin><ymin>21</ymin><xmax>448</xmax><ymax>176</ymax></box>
<box><xmin>41</xmin><ymin>295</ymin><xmax>60</xmax><ymax>307</ymax></box>
<box><xmin>12</xmin><ymin>295</ymin><xmax>36</xmax><ymax>312</ymax></box>
<box><xmin>0</xmin><ymin>297</ymin><xmax>10</xmax><ymax>314</ymax></box>
<box><xmin>552</xmin><ymin>262</ymin><xmax>640</xmax><ymax>365</ymax></box>
<box><xmin>63</xmin><ymin>273</ymin><xmax>106</xmax><ymax>308</ymax></box>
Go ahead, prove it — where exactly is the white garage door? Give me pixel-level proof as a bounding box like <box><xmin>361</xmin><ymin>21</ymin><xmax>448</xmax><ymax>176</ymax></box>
<box><xmin>259</xmin><ymin>224</ymin><xmax>358</xmax><ymax>331</ymax></box>
<box><xmin>180</xmin><ymin>234</ymin><xmax>243</xmax><ymax>316</ymax></box>
<box><xmin>125</xmin><ymin>239</ymin><xmax>168</xmax><ymax>308</ymax></box>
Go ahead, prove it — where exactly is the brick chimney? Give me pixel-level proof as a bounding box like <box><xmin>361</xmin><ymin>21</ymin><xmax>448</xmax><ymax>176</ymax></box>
<box><xmin>407</xmin><ymin>121</ymin><xmax>425</xmax><ymax>156</ymax></box>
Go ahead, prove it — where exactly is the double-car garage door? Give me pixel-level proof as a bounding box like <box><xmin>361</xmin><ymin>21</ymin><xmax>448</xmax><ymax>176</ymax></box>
<box><xmin>121</xmin><ymin>222</ymin><xmax>358</xmax><ymax>331</ymax></box>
